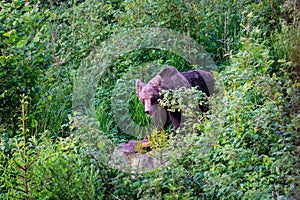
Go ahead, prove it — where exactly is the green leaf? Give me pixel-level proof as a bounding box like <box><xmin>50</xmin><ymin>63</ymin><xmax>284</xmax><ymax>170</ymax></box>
<box><xmin>3</xmin><ymin>29</ymin><xmax>16</xmax><ymax>37</ymax></box>
<box><xmin>17</xmin><ymin>39</ymin><xmax>26</xmax><ymax>48</ymax></box>
<box><xmin>30</xmin><ymin>119</ymin><xmax>38</xmax><ymax>128</ymax></box>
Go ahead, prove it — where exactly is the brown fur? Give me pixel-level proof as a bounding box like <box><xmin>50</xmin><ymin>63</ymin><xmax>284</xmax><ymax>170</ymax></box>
<box><xmin>136</xmin><ymin>66</ymin><xmax>215</xmax><ymax>129</ymax></box>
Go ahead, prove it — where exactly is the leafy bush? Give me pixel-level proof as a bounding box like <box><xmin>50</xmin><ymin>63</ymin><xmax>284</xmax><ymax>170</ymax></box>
<box><xmin>200</xmin><ymin>36</ymin><xmax>299</xmax><ymax>198</ymax></box>
<box><xmin>0</xmin><ymin>1</ymin><xmax>51</xmax><ymax>135</ymax></box>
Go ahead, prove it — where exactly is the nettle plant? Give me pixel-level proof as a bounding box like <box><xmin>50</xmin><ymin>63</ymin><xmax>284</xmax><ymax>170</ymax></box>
<box><xmin>201</xmin><ymin>38</ymin><xmax>299</xmax><ymax>198</ymax></box>
<box><xmin>159</xmin><ymin>86</ymin><xmax>209</xmax><ymax>134</ymax></box>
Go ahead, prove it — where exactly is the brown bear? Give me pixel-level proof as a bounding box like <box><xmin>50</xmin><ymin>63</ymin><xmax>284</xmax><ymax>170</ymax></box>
<box><xmin>136</xmin><ymin>66</ymin><xmax>215</xmax><ymax>130</ymax></box>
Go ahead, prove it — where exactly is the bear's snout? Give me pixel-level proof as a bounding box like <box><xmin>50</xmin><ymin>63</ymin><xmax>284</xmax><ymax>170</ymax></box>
<box><xmin>144</xmin><ymin>99</ymin><xmax>152</xmax><ymax>116</ymax></box>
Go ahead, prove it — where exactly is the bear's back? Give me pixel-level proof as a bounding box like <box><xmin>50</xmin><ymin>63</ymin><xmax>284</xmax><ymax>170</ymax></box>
<box><xmin>181</xmin><ymin>70</ymin><xmax>211</xmax><ymax>96</ymax></box>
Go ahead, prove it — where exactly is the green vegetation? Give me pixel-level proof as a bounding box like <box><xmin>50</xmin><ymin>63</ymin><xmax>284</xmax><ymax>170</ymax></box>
<box><xmin>1</xmin><ymin>0</ymin><xmax>299</xmax><ymax>199</ymax></box>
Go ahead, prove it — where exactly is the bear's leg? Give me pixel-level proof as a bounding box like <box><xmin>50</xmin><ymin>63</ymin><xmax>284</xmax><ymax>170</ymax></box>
<box><xmin>152</xmin><ymin>105</ymin><xmax>169</xmax><ymax>131</ymax></box>
<box><xmin>169</xmin><ymin>110</ymin><xmax>181</xmax><ymax>130</ymax></box>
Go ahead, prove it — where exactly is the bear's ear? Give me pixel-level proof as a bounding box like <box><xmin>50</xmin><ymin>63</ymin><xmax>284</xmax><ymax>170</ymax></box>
<box><xmin>153</xmin><ymin>78</ymin><xmax>163</xmax><ymax>92</ymax></box>
<box><xmin>136</xmin><ymin>79</ymin><xmax>145</xmax><ymax>97</ymax></box>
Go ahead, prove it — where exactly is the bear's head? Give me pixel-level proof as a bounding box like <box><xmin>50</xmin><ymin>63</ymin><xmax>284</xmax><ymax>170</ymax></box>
<box><xmin>136</xmin><ymin>79</ymin><xmax>162</xmax><ymax>115</ymax></box>
<box><xmin>136</xmin><ymin>66</ymin><xmax>191</xmax><ymax>116</ymax></box>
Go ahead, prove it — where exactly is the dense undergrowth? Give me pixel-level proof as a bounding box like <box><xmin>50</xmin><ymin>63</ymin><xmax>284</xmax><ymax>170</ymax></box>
<box><xmin>0</xmin><ymin>0</ymin><xmax>299</xmax><ymax>199</ymax></box>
